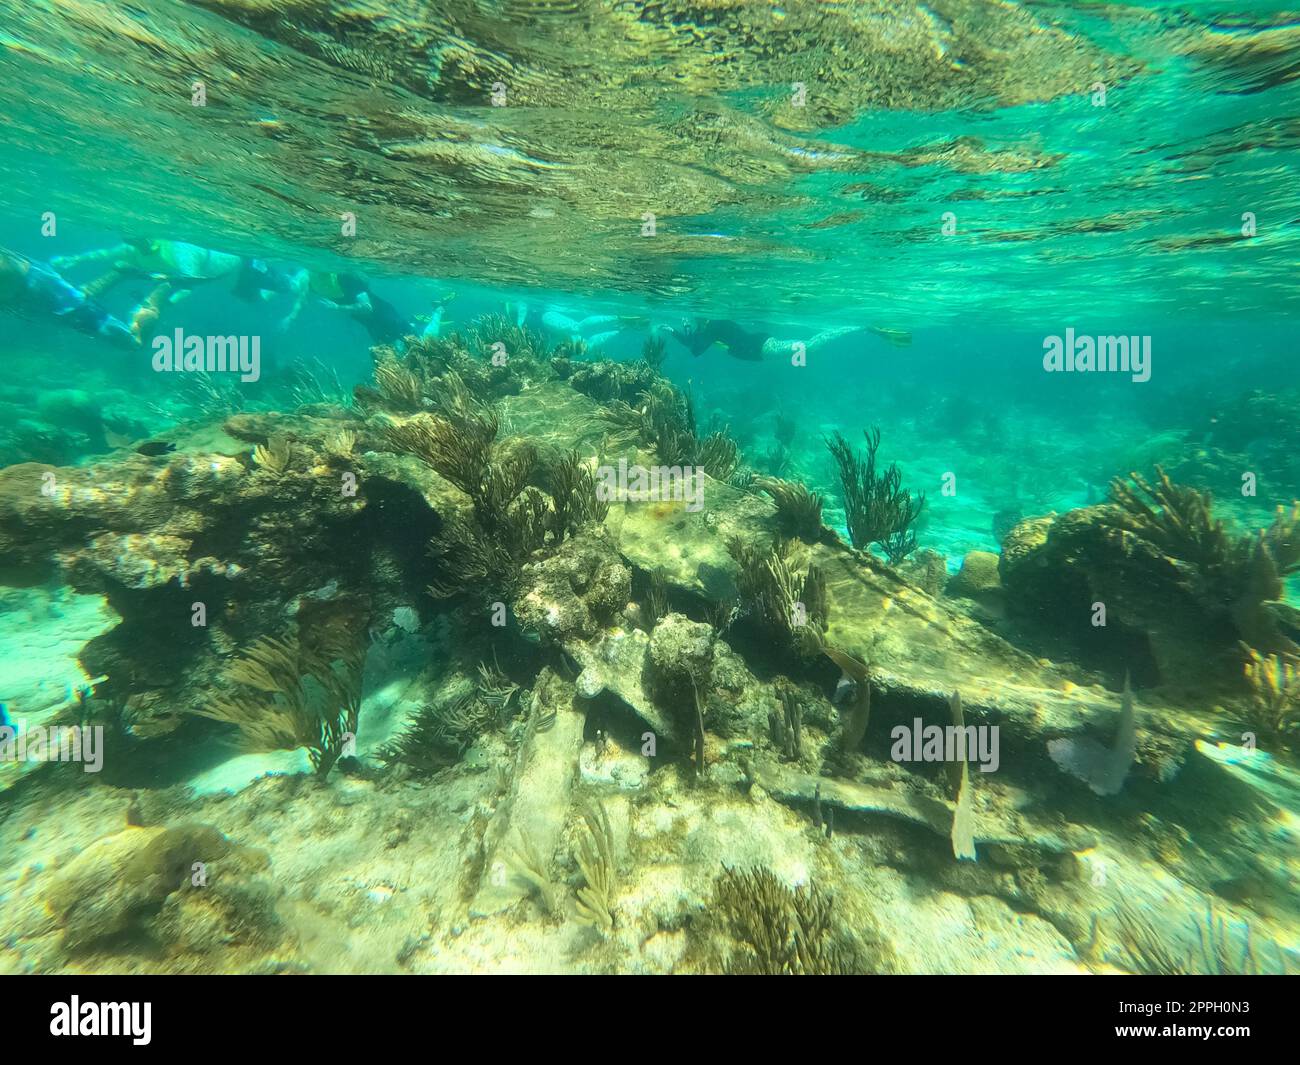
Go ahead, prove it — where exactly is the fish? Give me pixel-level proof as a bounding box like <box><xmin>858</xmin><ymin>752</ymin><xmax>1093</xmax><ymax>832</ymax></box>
<box><xmin>1047</xmin><ymin>673</ymin><xmax>1137</xmax><ymax>796</ymax></box>
<box><xmin>135</xmin><ymin>440</ymin><xmax>176</xmax><ymax>457</ymax></box>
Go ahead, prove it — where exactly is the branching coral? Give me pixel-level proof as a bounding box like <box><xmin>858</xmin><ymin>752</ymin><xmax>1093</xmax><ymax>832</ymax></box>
<box><xmin>728</xmin><ymin>536</ymin><xmax>828</xmax><ymax>658</ymax></box>
<box><xmin>543</xmin><ymin>447</ymin><xmax>609</xmax><ymax>542</ymax></box>
<box><xmin>174</xmin><ymin>370</ymin><xmax>246</xmax><ymax>418</ymax></box>
<box><xmin>1261</xmin><ymin>500</ymin><xmax>1300</xmax><ymax>571</ymax></box>
<box><xmin>383</xmin><ymin>369</ymin><xmax>620</xmax><ymax>600</ymax></box>
<box><xmin>253</xmin><ymin>433</ymin><xmax>292</xmax><ymax>474</ymax></box>
<box><xmin>407</xmin><ymin>365</ymin><xmax>500</xmax><ymax>429</ymax></box>
<box><xmin>477</xmin><ymin>653</ymin><xmax>522</xmax><ymax>712</ymax></box>
<box><xmin>385</xmin><ymin>407</ymin><xmax>553</xmax><ymax>598</ymax></box>
<box><xmin>697</xmin><ymin>430</ymin><xmax>742</xmax><ymax>485</ymax></box>
<box><xmin>480</xmin><ymin>439</ymin><xmax>540</xmax><ymax>528</ymax></box>
<box><xmin>383</xmin><ymin>406</ymin><xmax>500</xmax><ymax>510</ymax></box>
<box><xmin>769</xmin><ymin>682</ymin><xmax>803</xmax><ymax>760</ymax></box>
<box><xmin>323</xmin><ymin>426</ymin><xmax>357</xmax><ymax>460</ymax></box>
<box><xmin>826</xmin><ymin>427</ymin><xmax>925</xmax><ymax>563</ymax></box>
<box><xmin>754</xmin><ymin>475</ymin><xmax>824</xmax><ymax>542</ymax></box>
<box><xmin>375</xmin><ymin>703</ymin><xmax>459</xmax><ymax>777</ymax></box>
<box><xmin>464</xmin><ymin>314</ymin><xmax>550</xmax><ymax>368</ymax></box>
<box><xmin>1111</xmin><ymin>899</ymin><xmax>1292</xmax><ymax>976</ymax></box>
<box><xmin>357</xmin><ymin>311</ymin><xmax>555</xmax><ymax>415</ymax></box>
<box><xmin>639</xmin><ymin>335</ymin><xmax>666</xmax><ymax>372</ymax></box>
<box><xmin>602</xmin><ymin>380</ymin><xmax>742</xmax><ymax>482</ymax></box>
<box><xmin>378</xmin><ymin>689</ymin><xmax>499</xmax><ymax>772</ymax></box>
<box><xmin>371</xmin><ymin>353</ymin><xmax>425</xmax><ymax>412</ymax></box>
<box><xmin>565</xmin><ymin>359</ymin><xmax>662</xmax><ymax>405</ymax></box>
<box><xmin>288</xmin><ymin>356</ymin><xmax>352</xmax><ymax>409</ymax></box>
<box><xmin>1108</xmin><ymin>469</ymin><xmax>1300</xmax><ymax>653</ymax></box>
<box><xmin>775</xmin><ymin>412</ymin><xmax>797</xmax><ymax>449</ymax></box>
<box><xmin>1108</xmin><ymin>466</ymin><xmax>1237</xmax><ymax>576</ymax></box>
<box><xmin>712</xmin><ymin>866</ymin><xmax>860</xmax><ymax>975</ymax></box>
<box><xmin>1241</xmin><ymin>645</ymin><xmax>1300</xmax><ymax>739</ymax></box>
<box><xmin>507</xmin><ymin>835</ymin><xmax>558</xmax><ymax>917</ymax></box>
<box><xmin>574</xmin><ymin>802</ymin><xmax>617</xmax><ymax>933</ymax></box>
<box><xmin>192</xmin><ymin>622</ymin><xmax>366</xmax><ymax>778</ymax></box>
<box><xmin>424</xmin><ymin>515</ymin><xmax>516</xmax><ymax>599</ymax></box>
<box><xmin>645</xmin><ymin>566</ymin><xmax>671</xmax><ymax>628</ymax></box>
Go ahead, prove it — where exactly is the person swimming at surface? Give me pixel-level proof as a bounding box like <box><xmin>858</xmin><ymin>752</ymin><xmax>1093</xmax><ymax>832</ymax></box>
<box><xmin>52</xmin><ymin>242</ymin><xmax>426</xmax><ymax>349</ymax></box>
<box><xmin>0</xmin><ymin>246</ymin><xmax>137</xmax><ymax>348</ymax></box>
<box><xmin>414</xmin><ymin>291</ymin><xmax>457</xmax><ymax>339</ymax></box>
<box><xmin>53</xmin><ymin>238</ymin><xmax>299</xmax><ymax>343</ymax></box>
<box><xmin>280</xmin><ymin>269</ymin><xmax>414</xmax><ymax>345</ymax></box>
<box><xmin>507</xmin><ymin>299</ymin><xmax>647</xmax><ymax>354</ymax></box>
<box><xmin>665</xmin><ymin>318</ymin><xmax>880</xmax><ymax>362</ymax></box>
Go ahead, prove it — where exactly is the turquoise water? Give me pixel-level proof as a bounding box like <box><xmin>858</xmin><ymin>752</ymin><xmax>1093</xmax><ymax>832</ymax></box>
<box><xmin>0</xmin><ymin>2</ymin><xmax>1297</xmax><ymax>975</ymax></box>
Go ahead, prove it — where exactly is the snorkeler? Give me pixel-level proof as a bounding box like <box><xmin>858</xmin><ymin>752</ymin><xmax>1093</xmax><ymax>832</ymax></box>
<box><xmin>280</xmin><ymin>269</ymin><xmax>414</xmax><ymax>344</ymax></box>
<box><xmin>415</xmin><ymin>291</ymin><xmax>457</xmax><ymax>339</ymax></box>
<box><xmin>508</xmin><ymin>299</ymin><xmax>647</xmax><ymax>353</ymax></box>
<box><xmin>665</xmin><ymin>318</ymin><xmax>879</xmax><ymax>362</ymax></box>
<box><xmin>53</xmin><ymin>238</ymin><xmax>246</xmax><ymax>294</ymax></box>
<box><xmin>52</xmin><ymin>238</ymin><xmax>295</xmax><ymax>304</ymax></box>
<box><xmin>0</xmin><ymin>246</ymin><xmax>137</xmax><ymax>348</ymax></box>
<box><xmin>52</xmin><ymin>238</ymin><xmax>299</xmax><ymax>343</ymax></box>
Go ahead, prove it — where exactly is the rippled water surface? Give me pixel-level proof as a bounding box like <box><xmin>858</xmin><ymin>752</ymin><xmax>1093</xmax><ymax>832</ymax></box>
<box><xmin>3</xmin><ymin>1</ymin><xmax>1299</xmax><ymax>322</ymax></box>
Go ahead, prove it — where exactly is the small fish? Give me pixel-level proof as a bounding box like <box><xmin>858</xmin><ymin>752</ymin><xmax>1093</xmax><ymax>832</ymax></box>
<box><xmin>136</xmin><ymin>441</ymin><xmax>176</xmax><ymax>457</ymax></box>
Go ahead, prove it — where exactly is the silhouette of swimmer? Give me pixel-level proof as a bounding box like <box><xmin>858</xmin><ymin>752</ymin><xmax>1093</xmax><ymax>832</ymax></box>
<box><xmin>505</xmin><ymin>299</ymin><xmax>646</xmax><ymax>354</ymax></box>
<box><xmin>281</xmin><ymin>269</ymin><xmax>412</xmax><ymax>344</ymax></box>
<box><xmin>52</xmin><ymin>238</ymin><xmax>287</xmax><ymax>302</ymax></box>
<box><xmin>665</xmin><ymin>318</ymin><xmax>880</xmax><ymax>362</ymax></box>
<box><xmin>53</xmin><ymin>238</ymin><xmax>299</xmax><ymax>343</ymax></box>
<box><xmin>0</xmin><ymin>246</ymin><xmax>137</xmax><ymax>348</ymax></box>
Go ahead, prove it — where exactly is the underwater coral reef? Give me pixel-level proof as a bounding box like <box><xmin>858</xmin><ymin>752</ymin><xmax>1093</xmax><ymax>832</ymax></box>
<box><xmin>1</xmin><ymin>313</ymin><xmax>1297</xmax><ymax>986</ymax></box>
<box><xmin>1</xmin><ymin>2</ymin><xmax>1299</xmax><ymax>1016</ymax></box>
